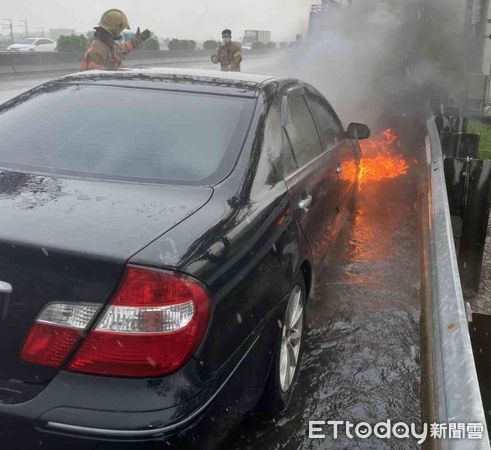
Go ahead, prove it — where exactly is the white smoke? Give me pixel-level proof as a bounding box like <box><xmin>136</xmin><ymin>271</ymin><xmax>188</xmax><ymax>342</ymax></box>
<box><xmin>273</xmin><ymin>0</ymin><xmax>467</xmax><ymax>128</ymax></box>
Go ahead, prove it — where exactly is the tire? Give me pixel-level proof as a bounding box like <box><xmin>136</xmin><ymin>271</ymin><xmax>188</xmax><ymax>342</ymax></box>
<box><xmin>258</xmin><ymin>273</ymin><xmax>307</xmax><ymax>417</ymax></box>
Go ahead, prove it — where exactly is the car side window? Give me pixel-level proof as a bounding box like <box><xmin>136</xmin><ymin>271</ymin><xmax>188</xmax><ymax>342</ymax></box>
<box><xmin>281</xmin><ymin>129</ymin><xmax>297</xmax><ymax>176</ymax></box>
<box><xmin>306</xmin><ymin>94</ymin><xmax>343</xmax><ymax>150</ymax></box>
<box><xmin>251</xmin><ymin>105</ymin><xmax>282</xmax><ymax>194</ymax></box>
<box><xmin>284</xmin><ymin>94</ymin><xmax>322</xmax><ymax>167</ymax></box>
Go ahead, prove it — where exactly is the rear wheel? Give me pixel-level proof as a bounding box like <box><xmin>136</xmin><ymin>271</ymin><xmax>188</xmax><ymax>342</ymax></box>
<box><xmin>259</xmin><ymin>273</ymin><xmax>306</xmax><ymax>416</ymax></box>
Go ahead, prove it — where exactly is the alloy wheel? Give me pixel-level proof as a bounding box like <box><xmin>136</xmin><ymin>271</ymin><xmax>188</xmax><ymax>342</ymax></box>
<box><xmin>279</xmin><ymin>286</ymin><xmax>304</xmax><ymax>392</ymax></box>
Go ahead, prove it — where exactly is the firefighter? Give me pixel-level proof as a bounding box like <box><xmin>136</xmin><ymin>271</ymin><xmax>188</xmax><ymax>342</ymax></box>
<box><xmin>211</xmin><ymin>29</ymin><xmax>242</xmax><ymax>72</ymax></box>
<box><xmin>81</xmin><ymin>9</ymin><xmax>151</xmax><ymax>71</ymax></box>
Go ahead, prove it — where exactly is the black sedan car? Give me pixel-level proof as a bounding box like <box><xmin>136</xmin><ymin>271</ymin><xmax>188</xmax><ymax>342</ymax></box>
<box><xmin>0</xmin><ymin>68</ymin><xmax>368</xmax><ymax>449</ymax></box>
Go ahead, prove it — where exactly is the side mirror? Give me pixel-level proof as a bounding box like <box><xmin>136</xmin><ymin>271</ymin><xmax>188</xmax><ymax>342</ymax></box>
<box><xmin>346</xmin><ymin>122</ymin><xmax>370</xmax><ymax>140</ymax></box>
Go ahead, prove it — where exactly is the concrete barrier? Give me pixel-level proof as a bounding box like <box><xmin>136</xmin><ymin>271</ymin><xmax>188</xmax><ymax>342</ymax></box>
<box><xmin>1</xmin><ymin>51</ymin><xmax>83</xmax><ymax>75</ymax></box>
<box><xmin>0</xmin><ymin>53</ymin><xmax>18</xmax><ymax>75</ymax></box>
<box><xmin>0</xmin><ymin>49</ymin><xmax>274</xmax><ymax>76</ymax></box>
<box><xmin>0</xmin><ymin>49</ymin><xmax>224</xmax><ymax>76</ymax></box>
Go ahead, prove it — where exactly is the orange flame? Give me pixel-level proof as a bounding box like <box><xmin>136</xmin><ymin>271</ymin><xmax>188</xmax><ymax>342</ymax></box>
<box><xmin>359</xmin><ymin>128</ymin><xmax>409</xmax><ymax>183</ymax></box>
<box><xmin>347</xmin><ymin>129</ymin><xmax>409</xmax><ymax>263</ymax></box>
<box><xmin>342</xmin><ymin>128</ymin><xmax>409</xmax><ymax>185</ymax></box>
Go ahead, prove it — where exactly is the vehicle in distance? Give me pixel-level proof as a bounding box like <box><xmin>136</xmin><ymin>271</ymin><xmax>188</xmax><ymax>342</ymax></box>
<box><xmin>241</xmin><ymin>30</ymin><xmax>272</xmax><ymax>50</ymax></box>
<box><xmin>0</xmin><ymin>68</ymin><xmax>368</xmax><ymax>449</ymax></box>
<box><xmin>7</xmin><ymin>37</ymin><xmax>57</xmax><ymax>52</ymax></box>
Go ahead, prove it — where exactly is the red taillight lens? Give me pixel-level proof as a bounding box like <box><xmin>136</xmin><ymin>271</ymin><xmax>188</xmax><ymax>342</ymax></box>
<box><xmin>67</xmin><ymin>267</ymin><xmax>210</xmax><ymax>377</ymax></box>
<box><xmin>21</xmin><ymin>303</ymin><xmax>101</xmax><ymax>368</ymax></box>
<box><xmin>21</xmin><ymin>323</ymin><xmax>82</xmax><ymax>368</ymax></box>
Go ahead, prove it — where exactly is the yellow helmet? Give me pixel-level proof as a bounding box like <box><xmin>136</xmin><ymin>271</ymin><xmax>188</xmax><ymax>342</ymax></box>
<box><xmin>99</xmin><ymin>9</ymin><xmax>130</xmax><ymax>37</ymax></box>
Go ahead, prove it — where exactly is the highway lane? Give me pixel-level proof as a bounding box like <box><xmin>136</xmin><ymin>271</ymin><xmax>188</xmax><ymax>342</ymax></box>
<box><xmin>0</xmin><ymin>74</ymin><xmax>53</xmax><ymax>104</ymax></box>
<box><xmin>0</xmin><ymin>56</ymin><xmax>423</xmax><ymax>449</ymax></box>
<box><xmin>0</xmin><ymin>55</ymin><xmax>281</xmax><ymax>104</ymax></box>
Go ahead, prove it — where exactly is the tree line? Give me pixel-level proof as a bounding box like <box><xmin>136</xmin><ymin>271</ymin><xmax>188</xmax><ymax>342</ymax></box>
<box><xmin>56</xmin><ymin>33</ymin><xmax>160</xmax><ymax>52</ymax></box>
<box><xmin>56</xmin><ymin>34</ymin><xmax>282</xmax><ymax>52</ymax></box>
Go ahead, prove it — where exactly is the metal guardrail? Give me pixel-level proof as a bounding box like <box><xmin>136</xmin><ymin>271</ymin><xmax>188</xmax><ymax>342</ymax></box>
<box><xmin>424</xmin><ymin>117</ymin><xmax>490</xmax><ymax>449</ymax></box>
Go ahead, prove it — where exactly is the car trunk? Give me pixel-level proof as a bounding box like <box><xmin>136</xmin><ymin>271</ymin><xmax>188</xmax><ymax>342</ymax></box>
<box><xmin>0</xmin><ymin>170</ymin><xmax>212</xmax><ymax>392</ymax></box>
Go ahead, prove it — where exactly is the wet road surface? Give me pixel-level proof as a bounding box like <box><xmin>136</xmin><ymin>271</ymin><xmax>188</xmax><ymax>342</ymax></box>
<box><xmin>0</xmin><ymin>55</ymin><xmax>279</xmax><ymax>104</ymax></box>
<box><xmin>225</xmin><ymin>131</ymin><xmax>423</xmax><ymax>449</ymax></box>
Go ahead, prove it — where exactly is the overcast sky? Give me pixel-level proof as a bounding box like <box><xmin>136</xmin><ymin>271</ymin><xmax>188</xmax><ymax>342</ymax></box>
<box><xmin>2</xmin><ymin>0</ymin><xmax>313</xmax><ymax>41</ymax></box>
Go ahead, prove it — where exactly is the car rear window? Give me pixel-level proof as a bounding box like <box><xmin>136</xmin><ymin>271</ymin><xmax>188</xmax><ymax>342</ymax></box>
<box><xmin>0</xmin><ymin>84</ymin><xmax>255</xmax><ymax>185</ymax></box>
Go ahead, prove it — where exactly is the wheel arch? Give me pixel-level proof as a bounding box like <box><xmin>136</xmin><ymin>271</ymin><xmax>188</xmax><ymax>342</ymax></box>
<box><xmin>299</xmin><ymin>260</ymin><xmax>312</xmax><ymax>301</ymax></box>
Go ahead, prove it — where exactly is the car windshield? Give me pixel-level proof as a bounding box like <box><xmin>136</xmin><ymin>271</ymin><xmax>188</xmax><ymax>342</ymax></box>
<box><xmin>18</xmin><ymin>38</ymin><xmax>37</xmax><ymax>45</ymax></box>
<box><xmin>0</xmin><ymin>83</ymin><xmax>255</xmax><ymax>185</ymax></box>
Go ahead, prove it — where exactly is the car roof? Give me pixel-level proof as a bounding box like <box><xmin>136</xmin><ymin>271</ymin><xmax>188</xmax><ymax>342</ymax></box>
<box><xmin>53</xmin><ymin>68</ymin><xmax>282</xmax><ymax>98</ymax></box>
<box><xmin>59</xmin><ymin>67</ymin><xmax>275</xmax><ymax>84</ymax></box>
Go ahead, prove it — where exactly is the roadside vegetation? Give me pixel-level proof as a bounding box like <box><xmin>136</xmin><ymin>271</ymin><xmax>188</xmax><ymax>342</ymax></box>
<box><xmin>468</xmin><ymin>119</ymin><xmax>491</xmax><ymax>160</ymax></box>
<box><xmin>56</xmin><ymin>34</ymin><xmax>89</xmax><ymax>52</ymax></box>
<box><xmin>56</xmin><ymin>32</ymin><xmax>159</xmax><ymax>52</ymax></box>
<box><xmin>54</xmin><ymin>33</ymin><xmax>285</xmax><ymax>53</ymax></box>
<box><xmin>168</xmin><ymin>39</ymin><xmax>197</xmax><ymax>51</ymax></box>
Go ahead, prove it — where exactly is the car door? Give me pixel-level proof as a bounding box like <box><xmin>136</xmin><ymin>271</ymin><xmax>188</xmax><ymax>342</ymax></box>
<box><xmin>32</xmin><ymin>39</ymin><xmax>42</xmax><ymax>52</ymax></box>
<box><xmin>306</xmin><ymin>90</ymin><xmax>359</xmax><ymax>218</ymax></box>
<box><xmin>46</xmin><ymin>39</ymin><xmax>57</xmax><ymax>51</ymax></box>
<box><xmin>281</xmin><ymin>85</ymin><xmax>338</xmax><ymax>262</ymax></box>
<box><xmin>37</xmin><ymin>39</ymin><xmax>53</xmax><ymax>51</ymax></box>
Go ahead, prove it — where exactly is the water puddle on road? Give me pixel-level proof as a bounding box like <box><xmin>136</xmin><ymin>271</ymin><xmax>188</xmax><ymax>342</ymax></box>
<box><xmin>226</xmin><ymin>129</ymin><xmax>422</xmax><ymax>449</ymax></box>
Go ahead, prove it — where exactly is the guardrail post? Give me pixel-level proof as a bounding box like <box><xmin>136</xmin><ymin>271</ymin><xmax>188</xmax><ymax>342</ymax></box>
<box><xmin>458</xmin><ymin>160</ymin><xmax>491</xmax><ymax>293</ymax></box>
<box><xmin>437</xmin><ymin>111</ymin><xmax>491</xmax><ymax>295</ymax></box>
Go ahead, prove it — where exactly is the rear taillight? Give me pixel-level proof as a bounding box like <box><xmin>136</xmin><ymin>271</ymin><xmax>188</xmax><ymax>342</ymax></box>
<box><xmin>21</xmin><ymin>267</ymin><xmax>210</xmax><ymax>377</ymax></box>
<box><xmin>20</xmin><ymin>303</ymin><xmax>101</xmax><ymax>367</ymax></box>
<box><xmin>68</xmin><ymin>267</ymin><xmax>210</xmax><ymax>377</ymax></box>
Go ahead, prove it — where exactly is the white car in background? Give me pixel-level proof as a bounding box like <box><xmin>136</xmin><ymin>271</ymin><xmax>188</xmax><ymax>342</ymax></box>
<box><xmin>7</xmin><ymin>38</ymin><xmax>57</xmax><ymax>52</ymax></box>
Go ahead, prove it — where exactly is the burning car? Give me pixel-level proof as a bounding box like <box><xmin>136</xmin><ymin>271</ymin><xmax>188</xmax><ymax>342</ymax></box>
<box><xmin>0</xmin><ymin>68</ymin><xmax>368</xmax><ymax>448</ymax></box>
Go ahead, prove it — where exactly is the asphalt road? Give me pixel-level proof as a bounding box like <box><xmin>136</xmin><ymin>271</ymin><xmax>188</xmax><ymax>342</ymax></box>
<box><xmin>0</xmin><ymin>56</ymin><xmax>423</xmax><ymax>449</ymax></box>
<box><xmin>0</xmin><ymin>55</ymin><xmax>279</xmax><ymax>104</ymax></box>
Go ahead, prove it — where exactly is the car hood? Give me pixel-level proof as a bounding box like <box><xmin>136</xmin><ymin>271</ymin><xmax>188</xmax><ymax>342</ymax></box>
<box><xmin>0</xmin><ymin>170</ymin><xmax>213</xmax><ymax>261</ymax></box>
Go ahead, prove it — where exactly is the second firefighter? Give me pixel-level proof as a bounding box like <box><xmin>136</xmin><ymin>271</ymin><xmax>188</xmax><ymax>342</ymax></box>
<box><xmin>211</xmin><ymin>29</ymin><xmax>242</xmax><ymax>72</ymax></box>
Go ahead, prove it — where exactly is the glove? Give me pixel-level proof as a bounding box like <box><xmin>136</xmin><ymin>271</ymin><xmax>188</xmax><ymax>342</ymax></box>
<box><xmin>211</xmin><ymin>54</ymin><xmax>219</xmax><ymax>64</ymax></box>
<box><xmin>140</xmin><ymin>29</ymin><xmax>151</xmax><ymax>41</ymax></box>
<box><xmin>134</xmin><ymin>27</ymin><xmax>151</xmax><ymax>46</ymax></box>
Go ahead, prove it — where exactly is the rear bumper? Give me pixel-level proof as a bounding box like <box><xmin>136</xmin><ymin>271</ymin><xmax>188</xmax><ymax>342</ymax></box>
<box><xmin>47</xmin><ymin>334</ymin><xmax>259</xmax><ymax>440</ymax></box>
<box><xmin>0</xmin><ymin>332</ymin><xmax>266</xmax><ymax>449</ymax></box>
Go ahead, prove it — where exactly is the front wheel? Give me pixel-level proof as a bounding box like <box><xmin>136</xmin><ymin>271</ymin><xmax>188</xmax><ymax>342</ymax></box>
<box><xmin>259</xmin><ymin>273</ymin><xmax>306</xmax><ymax>416</ymax></box>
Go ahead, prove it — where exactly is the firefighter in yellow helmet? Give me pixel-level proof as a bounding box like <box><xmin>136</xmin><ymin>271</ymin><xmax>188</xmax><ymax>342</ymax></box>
<box><xmin>81</xmin><ymin>9</ymin><xmax>151</xmax><ymax>71</ymax></box>
<box><xmin>211</xmin><ymin>29</ymin><xmax>242</xmax><ymax>72</ymax></box>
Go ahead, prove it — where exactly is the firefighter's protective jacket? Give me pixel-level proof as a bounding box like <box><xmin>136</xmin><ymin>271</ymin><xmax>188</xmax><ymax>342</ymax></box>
<box><xmin>81</xmin><ymin>35</ymin><xmax>139</xmax><ymax>70</ymax></box>
<box><xmin>211</xmin><ymin>42</ymin><xmax>242</xmax><ymax>72</ymax></box>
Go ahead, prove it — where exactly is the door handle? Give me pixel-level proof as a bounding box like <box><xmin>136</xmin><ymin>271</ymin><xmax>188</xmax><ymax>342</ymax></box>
<box><xmin>336</xmin><ymin>164</ymin><xmax>342</xmax><ymax>175</ymax></box>
<box><xmin>298</xmin><ymin>195</ymin><xmax>313</xmax><ymax>213</ymax></box>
